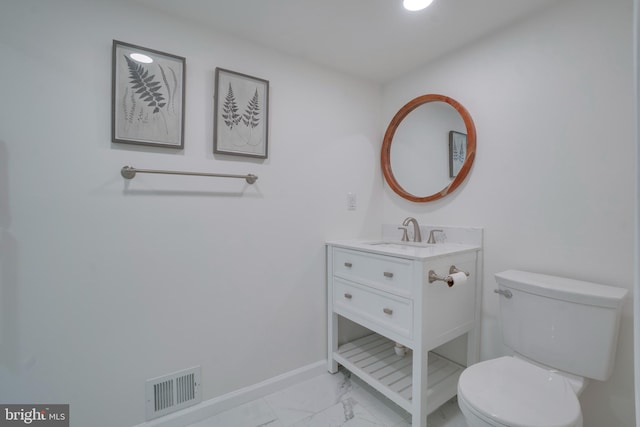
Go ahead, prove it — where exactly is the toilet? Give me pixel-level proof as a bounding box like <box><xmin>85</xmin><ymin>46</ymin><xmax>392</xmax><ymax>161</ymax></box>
<box><xmin>457</xmin><ymin>270</ymin><xmax>627</xmax><ymax>427</ymax></box>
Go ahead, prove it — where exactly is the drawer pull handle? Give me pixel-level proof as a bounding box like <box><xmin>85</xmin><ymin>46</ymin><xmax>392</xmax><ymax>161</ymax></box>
<box><xmin>344</xmin><ymin>293</ymin><xmax>353</xmax><ymax>299</ymax></box>
<box><xmin>383</xmin><ymin>272</ymin><xmax>394</xmax><ymax>278</ymax></box>
<box><xmin>344</xmin><ymin>262</ymin><xmax>353</xmax><ymax>268</ymax></box>
<box><xmin>383</xmin><ymin>308</ymin><xmax>393</xmax><ymax>315</ymax></box>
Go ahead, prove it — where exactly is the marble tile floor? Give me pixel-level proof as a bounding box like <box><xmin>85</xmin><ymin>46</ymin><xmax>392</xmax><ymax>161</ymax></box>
<box><xmin>187</xmin><ymin>369</ymin><xmax>467</xmax><ymax>427</ymax></box>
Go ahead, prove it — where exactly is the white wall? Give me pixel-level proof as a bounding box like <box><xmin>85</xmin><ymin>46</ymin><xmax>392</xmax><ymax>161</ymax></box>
<box><xmin>1</xmin><ymin>0</ymin><xmax>636</xmax><ymax>425</ymax></box>
<box><xmin>382</xmin><ymin>0</ymin><xmax>636</xmax><ymax>425</ymax></box>
<box><xmin>0</xmin><ymin>0</ymin><xmax>383</xmax><ymax>425</ymax></box>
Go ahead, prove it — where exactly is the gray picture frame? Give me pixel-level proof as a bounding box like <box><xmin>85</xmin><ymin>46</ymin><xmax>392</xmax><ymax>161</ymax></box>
<box><xmin>112</xmin><ymin>40</ymin><xmax>185</xmax><ymax>149</ymax></box>
<box><xmin>214</xmin><ymin>68</ymin><xmax>269</xmax><ymax>159</ymax></box>
<box><xmin>449</xmin><ymin>131</ymin><xmax>467</xmax><ymax>178</ymax></box>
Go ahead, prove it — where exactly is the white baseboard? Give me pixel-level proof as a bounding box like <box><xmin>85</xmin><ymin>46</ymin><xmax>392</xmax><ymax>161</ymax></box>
<box><xmin>133</xmin><ymin>360</ymin><xmax>327</xmax><ymax>427</ymax></box>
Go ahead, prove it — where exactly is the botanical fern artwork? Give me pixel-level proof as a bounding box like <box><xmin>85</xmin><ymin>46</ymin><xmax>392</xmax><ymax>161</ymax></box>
<box><xmin>112</xmin><ymin>41</ymin><xmax>185</xmax><ymax>148</ymax></box>
<box><xmin>451</xmin><ymin>138</ymin><xmax>465</xmax><ymax>162</ymax></box>
<box><xmin>449</xmin><ymin>131</ymin><xmax>467</xmax><ymax>177</ymax></box>
<box><xmin>221</xmin><ymin>83</ymin><xmax>242</xmax><ymax>129</ymax></box>
<box><xmin>125</xmin><ymin>56</ymin><xmax>166</xmax><ymax>113</ymax></box>
<box><xmin>214</xmin><ymin>68</ymin><xmax>269</xmax><ymax>159</ymax></box>
<box><xmin>242</xmin><ymin>89</ymin><xmax>261</xmax><ymax>129</ymax></box>
<box><xmin>220</xmin><ymin>82</ymin><xmax>263</xmax><ymax>143</ymax></box>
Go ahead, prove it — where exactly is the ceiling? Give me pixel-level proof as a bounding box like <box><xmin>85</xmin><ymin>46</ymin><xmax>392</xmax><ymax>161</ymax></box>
<box><xmin>131</xmin><ymin>0</ymin><xmax>563</xmax><ymax>83</ymax></box>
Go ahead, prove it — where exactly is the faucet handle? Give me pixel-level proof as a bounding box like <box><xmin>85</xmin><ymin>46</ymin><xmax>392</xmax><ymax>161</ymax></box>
<box><xmin>398</xmin><ymin>227</ymin><xmax>409</xmax><ymax>242</ymax></box>
<box><xmin>427</xmin><ymin>229</ymin><xmax>444</xmax><ymax>244</ymax></box>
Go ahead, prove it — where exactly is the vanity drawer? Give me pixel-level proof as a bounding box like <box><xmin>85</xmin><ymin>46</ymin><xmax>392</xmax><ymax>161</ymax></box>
<box><xmin>332</xmin><ymin>248</ymin><xmax>412</xmax><ymax>295</ymax></box>
<box><xmin>333</xmin><ymin>278</ymin><xmax>413</xmax><ymax>338</ymax></box>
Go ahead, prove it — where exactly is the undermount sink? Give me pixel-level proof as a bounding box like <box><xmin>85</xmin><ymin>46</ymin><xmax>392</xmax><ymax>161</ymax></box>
<box><xmin>367</xmin><ymin>241</ymin><xmax>437</xmax><ymax>249</ymax></box>
<box><xmin>328</xmin><ymin>238</ymin><xmax>481</xmax><ymax>260</ymax></box>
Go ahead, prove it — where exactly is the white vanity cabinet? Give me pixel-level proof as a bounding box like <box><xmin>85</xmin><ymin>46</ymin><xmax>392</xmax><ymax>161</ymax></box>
<box><xmin>327</xmin><ymin>241</ymin><xmax>481</xmax><ymax>427</ymax></box>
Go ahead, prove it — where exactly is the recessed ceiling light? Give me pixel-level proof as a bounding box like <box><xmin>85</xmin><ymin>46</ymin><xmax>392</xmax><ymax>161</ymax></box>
<box><xmin>403</xmin><ymin>0</ymin><xmax>434</xmax><ymax>12</ymax></box>
<box><xmin>129</xmin><ymin>53</ymin><xmax>153</xmax><ymax>63</ymax></box>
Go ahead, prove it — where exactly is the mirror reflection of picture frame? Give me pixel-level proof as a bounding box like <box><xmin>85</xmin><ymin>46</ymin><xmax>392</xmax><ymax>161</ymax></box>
<box><xmin>449</xmin><ymin>131</ymin><xmax>467</xmax><ymax>178</ymax></box>
<box><xmin>112</xmin><ymin>40</ymin><xmax>186</xmax><ymax>148</ymax></box>
<box><xmin>214</xmin><ymin>68</ymin><xmax>269</xmax><ymax>159</ymax></box>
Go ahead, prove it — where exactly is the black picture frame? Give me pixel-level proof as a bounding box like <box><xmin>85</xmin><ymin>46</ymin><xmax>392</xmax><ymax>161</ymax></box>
<box><xmin>214</xmin><ymin>68</ymin><xmax>269</xmax><ymax>159</ymax></box>
<box><xmin>112</xmin><ymin>40</ymin><xmax>186</xmax><ymax>149</ymax></box>
<box><xmin>449</xmin><ymin>131</ymin><xmax>467</xmax><ymax>178</ymax></box>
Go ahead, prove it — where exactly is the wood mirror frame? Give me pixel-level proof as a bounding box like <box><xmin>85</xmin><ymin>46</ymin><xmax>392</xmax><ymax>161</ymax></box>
<box><xmin>381</xmin><ymin>94</ymin><xmax>476</xmax><ymax>202</ymax></box>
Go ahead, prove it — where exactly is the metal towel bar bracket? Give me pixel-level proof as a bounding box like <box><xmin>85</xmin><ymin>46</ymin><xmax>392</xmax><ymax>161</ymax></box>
<box><xmin>121</xmin><ymin>166</ymin><xmax>258</xmax><ymax>184</ymax></box>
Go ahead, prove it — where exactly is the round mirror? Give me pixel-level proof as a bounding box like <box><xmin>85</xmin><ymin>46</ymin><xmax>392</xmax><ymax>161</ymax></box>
<box><xmin>381</xmin><ymin>94</ymin><xmax>476</xmax><ymax>202</ymax></box>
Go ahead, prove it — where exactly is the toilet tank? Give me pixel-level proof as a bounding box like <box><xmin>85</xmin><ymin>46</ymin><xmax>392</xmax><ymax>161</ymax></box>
<box><xmin>495</xmin><ymin>270</ymin><xmax>627</xmax><ymax>381</ymax></box>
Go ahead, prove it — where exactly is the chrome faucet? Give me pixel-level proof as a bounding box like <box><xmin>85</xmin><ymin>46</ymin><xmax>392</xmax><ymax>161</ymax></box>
<box><xmin>402</xmin><ymin>217</ymin><xmax>422</xmax><ymax>242</ymax></box>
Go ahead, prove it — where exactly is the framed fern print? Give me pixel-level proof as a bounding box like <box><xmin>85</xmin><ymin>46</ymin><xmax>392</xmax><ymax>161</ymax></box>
<box><xmin>214</xmin><ymin>68</ymin><xmax>269</xmax><ymax>159</ymax></box>
<box><xmin>112</xmin><ymin>40</ymin><xmax>185</xmax><ymax>148</ymax></box>
<box><xmin>449</xmin><ymin>131</ymin><xmax>467</xmax><ymax>178</ymax></box>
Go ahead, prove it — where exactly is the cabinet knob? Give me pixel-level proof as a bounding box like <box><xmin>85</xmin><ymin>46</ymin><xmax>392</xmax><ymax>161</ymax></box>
<box><xmin>383</xmin><ymin>308</ymin><xmax>393</xmax><ymax>315</ymax></box>
<box><xmin>344</xmin><ymin>262</ymin><xmax>353</xmax><ymax>268</ymax></box>
<box><xmin>344</xmin><ymin>293</ymin><xmax>352</xmax><ymax>299</ymax></box>
<box><xmin>383</xmin><ymin>272</ymin><xmax>394</xmax><ymax>278</ymax></box>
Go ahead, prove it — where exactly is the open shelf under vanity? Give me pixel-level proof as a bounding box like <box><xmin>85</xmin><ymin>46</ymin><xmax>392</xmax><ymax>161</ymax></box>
<box><xmin>334</xmin><ymin>333</ymin><xmax>463</xmax><ymax>415</ymax></box>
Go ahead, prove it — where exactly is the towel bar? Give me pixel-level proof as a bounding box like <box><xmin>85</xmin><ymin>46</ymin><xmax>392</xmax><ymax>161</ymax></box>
<box><xmin>121</xmin><ymin>166</ymin><xmax>258</xmax><ymax>184</ymax></box>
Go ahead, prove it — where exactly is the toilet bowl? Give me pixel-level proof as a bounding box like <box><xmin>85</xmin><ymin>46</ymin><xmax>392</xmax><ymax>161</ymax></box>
<box><xmin>457</xmin><ymin>356</ymin><xmax>583</xmax><ymax>427</ymax></box>
<box><xmin>457</xmin><ymin>270</ymin><xmax>627</xmax><ymax>427</ymax></box>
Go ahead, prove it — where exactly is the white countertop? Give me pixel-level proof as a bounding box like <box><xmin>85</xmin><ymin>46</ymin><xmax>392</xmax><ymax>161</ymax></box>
<box><xmin>327</xmin><ymin>239</ymin><xmax>481</xmax><ymax>260</ymax></box>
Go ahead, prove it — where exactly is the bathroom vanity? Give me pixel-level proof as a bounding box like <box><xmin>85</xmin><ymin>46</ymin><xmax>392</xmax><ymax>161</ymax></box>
<box><xmin>327</xmin><ymin>238</ymin><xmax>481</xmax><ymax>427</ymax></box>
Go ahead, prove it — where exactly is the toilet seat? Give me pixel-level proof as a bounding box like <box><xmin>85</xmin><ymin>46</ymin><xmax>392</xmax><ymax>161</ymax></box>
<box><xmin>458</xmin><ymin>391</ymin><xmax>510</xmax><ymax>427</ymax></box>
<box><xmin>457</xmin><ymin>356</ymin><xmax>582</xmax><ymax>427</ymax></box>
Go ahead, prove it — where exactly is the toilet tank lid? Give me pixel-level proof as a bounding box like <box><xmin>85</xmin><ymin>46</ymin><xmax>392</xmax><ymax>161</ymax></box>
<box><xmin>495</xmin><ymin>270</ymin><xmax>628</xmax><ymax>308</ymax></box>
